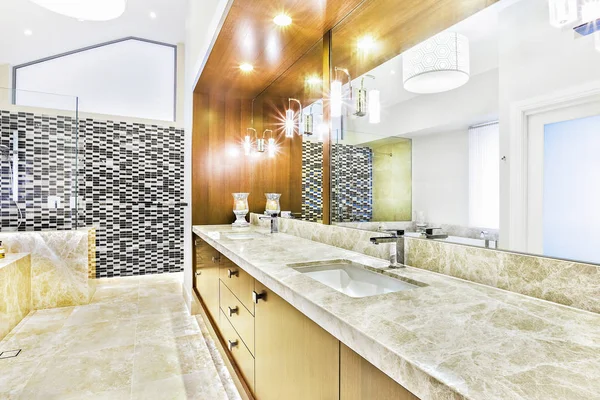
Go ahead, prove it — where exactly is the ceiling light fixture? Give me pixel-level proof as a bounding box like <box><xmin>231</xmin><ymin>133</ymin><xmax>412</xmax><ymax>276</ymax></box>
<box><xmin>29</xmin><ymin>0</ymin><xmax>127</xmax><ymax>21</ymax></box>
<box><xmin>24</xmin><ymin>29</ymin><xmax>33</xmax><ymax>36</ymax></box>
<box><xmin>273</xmin><ymin>14</ymin><xmax>292</xmax><ymax>26</ymax></box>
<box><xmin>402</xmin><ymin>31</ymin><xmax>470</xmax><ymax>94</ymax></box>
<box><xmin>357</xmin><ymin>35</ymin><xmax>376</xmax><ymax>51</ymax></box>
<box><xmin>149</xmin><ymin>11</ymin><xmax>157</xmax><ymax>19</ymax></box>
<box><xmin>240</xmin><ymin>63</ymin><xmax>254</xmax><ymax>72</ymax></box>
<box><xmin>548</xmin><ymin>0</ymin><xmax>578</xmax><ymax>27</ymax></box>
<box><xmin>306</xmin><ymin>76</ymin><xmax>322</xmax><ymax>85</ymax></box>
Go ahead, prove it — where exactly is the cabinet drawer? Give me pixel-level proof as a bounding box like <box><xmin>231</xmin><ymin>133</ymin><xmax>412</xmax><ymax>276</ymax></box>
<box><xmin>220</xmin><ymin>309</ymin><xmax>255</xmax><ymax>393</ymax></box>
<box><xmin>219</xmin><ymin>257</ymin><xmax>255</xmax><ymax>314</ymax></box>
<box><xmin>220</xmin><ymin>281</ymin><xmax>255</xmax><ymax>355</ymax></box>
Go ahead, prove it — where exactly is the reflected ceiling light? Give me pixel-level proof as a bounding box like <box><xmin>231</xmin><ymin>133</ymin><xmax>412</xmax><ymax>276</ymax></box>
<box><xmin>285</xmin><ymin>98</ymin><xmax>302</xmax><ymax>138</ymax></box>
<box><xmin>548</xmin><ymin>0</ymin><xmax>578</xmax><ymax>27</ymax></box>
<box><xmin>402</xmin><ymin>31</ymin><xmax>470</xmax><ymax>94</ymax></box>
<box><xmin>239</xmin><ymin>63</ymin><xmax>254</xmax><ymax>72</ymax></box>
<box><xmin>582</xmin><ymin>0</ymin><xmax>600</xmax><ymax>22</ymax></box>
<box><xmin>357</xmin><ymin>35</ymin><xmax>376</xmax><ymax>51</ymax></box>
<box><xmin>24</xmin><ymin>29</ymin><xmax>33</xmax><ymax>36</ymax></box>
<box><xmin>149</xmin><ymin>11</ymin><xmax>157</xmax><ymax>19</ymax></box>
<box><xmin>390</xmin><ymin>70</ymin><xmax>396</xmax><ymax>75</ymax></box>
<box><xmin>306</xmin><ymin>76</ymin><xmax>322</xmax><ymax>85</ymax></box>
<box><xmin>273</xmin><ymin>14</ymin><xmax>292</xmax><ymax>26</ymax></box>
<box><xmin>29</xmin><ymin>0</ymin><xmax>127</xmax><ymax>21</ymax></box>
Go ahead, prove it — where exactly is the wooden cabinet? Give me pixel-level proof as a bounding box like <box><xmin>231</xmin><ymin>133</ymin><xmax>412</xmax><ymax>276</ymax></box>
<box><xmin>219</xmin><ymin>256</ymin><xmax>256</xmax><ymax>315</ymax></box>
<box><xmin>340</xmin><ymin>344</ymin><xmax>419</xmax><ymax>400</ymax></box>
<box><xmin>220</xmin><ymin>280</ymin><xmax>255</xmax><ymax>355</ymax></box>
<box><xmin>193</xmin><ymin>236</ymin><xmax>221</xmax><ymax>325</ymax></box>
<box><xmin>220</xmin><ymin>309</ymin><xmax>255</xmax><ymax>393</ymax></box>
<box><xmin>254</xmin><ymin>281</ymin><xmax>340</xmax><ymax>400</ymax></box>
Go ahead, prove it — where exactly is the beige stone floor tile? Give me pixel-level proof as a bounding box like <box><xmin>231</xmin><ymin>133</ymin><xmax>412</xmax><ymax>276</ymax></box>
<box><xmin>20</xmin><ymin>345</ymin><xmax>135</xmax><ymax>400</ymax></box>
<box><xmin>64</xmin><ymin>302</ymin><xmax>139</xmax><ymax>327</ymax></box>
<box><xmin>132</xmin><ymin>334</ymin><xmax>206</xmax><ymax>385</ymax></box>
<box><xmin>138</xmin><ymin>272</ymin><xmax>183</xmax><ymax>285</ymax></box>
<box><xmin>135</xmin><ymin>312</ymin><xmax>201</xmax><ymax>345</ymax></box>
<box><xmin>91</xmin><ymin>286</ymin><xmax>140</xmax><ymax>304</ymax></box>
<box><xmin>59</xmin><ymin>387</ymin><xmax>132</xmax><ymax>400</ymax></box>
<box><xmin>55</xmin><ymin>320</ymin><xmax>136</xmax><ymax>355</ymax></box>
<box><xmin>0</xmin><ymin>359</ymin><xmax>42</xmax><ymax>400</ymax></box>
<box><xmin>0</xmin><ymin>331</ymin><xmax>59</xmax><ymax>364</ymax></box>
<box><xmin>131</xmin><ymin>372</ymin><xmax>229</xmax><ymax>400</ymax></box>
<box><xmin>15</xmin><ymin>307</ymin><xmax>75</xmax><ymax>335</ymax></box>
<box><xmin>138</xmin><ymin>282</ymin><xmax>183</xmax><ymax>300</ymax></box>
<box><xmin>137</xmin><ymin>295</ymin><xmax>189</xmax><ymax>316</ymax></box>
<box><xmin>96</xmin><ymin>276</ymin><xmax>140</xmax><ymax>288</ymax></box>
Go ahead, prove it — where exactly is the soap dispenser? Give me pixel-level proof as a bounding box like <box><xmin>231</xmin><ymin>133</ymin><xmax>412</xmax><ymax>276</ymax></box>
<box><xmin>0</xmin><ymin>241</ymin><xmax>6</xmax><ymax>259</ymax></box>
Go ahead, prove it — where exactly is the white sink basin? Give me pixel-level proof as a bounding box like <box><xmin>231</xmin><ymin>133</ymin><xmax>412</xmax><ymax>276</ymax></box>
<box><xmin>292</xmin><ymin>261</ymin><xmax>420</xmax><ymax>298</ymax></box>
<box><xmin>225</xmin><ymin>232</ymin><xmax>264</xmax><ymax>240</ymax></box>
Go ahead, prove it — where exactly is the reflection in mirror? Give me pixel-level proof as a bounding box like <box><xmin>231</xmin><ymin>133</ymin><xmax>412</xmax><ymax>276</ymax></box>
<box><xmin>330</xmin><ymin>0</ymin><xmax>600</xmax><ymax>264</ymax></box>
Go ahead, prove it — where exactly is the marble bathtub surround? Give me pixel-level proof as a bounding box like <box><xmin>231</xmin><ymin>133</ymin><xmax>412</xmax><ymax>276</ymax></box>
<box><xmin>0</xmin><ymin>253</ymin><xmax>31</xmax><ymax>341</ymax></box>
<box><xmin>0</xmin><ymin>273</ymin><xmax>238</xmax><ymax>400</ymax></box>
<box><xmin>405</xmin><ymin>236</ymin><xmax>600</xmax><ymax>314</ymax></box>
<box><xmin>0</xmin><ymin>228</ymin><xmax>97</xmax><ymax>309</ymax></box>
<box><xmin>194</xmin><ymin>224</ymin><xmax>600</xmax><ymax>400</ymax></box>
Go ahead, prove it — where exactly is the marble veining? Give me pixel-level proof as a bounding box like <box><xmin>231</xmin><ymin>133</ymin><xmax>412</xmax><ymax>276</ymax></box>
<box><xmin>405</xmin><ymin>237</ymin><xmax>600</xmax><ymax>314</ymax></box>
<box><xmin>193</xmin><ymin>224</ymin><xmax>600</xmax><ymax>400</ymax></box>
<box><xmin>0</xmin><ymin>228</ymin><xmax>96</xmax><ymax>309</ymax></box>
<box><xmin>0</xmin><ymin>253</ymin><xmax>31</xmax><ymax>341</ymax></box>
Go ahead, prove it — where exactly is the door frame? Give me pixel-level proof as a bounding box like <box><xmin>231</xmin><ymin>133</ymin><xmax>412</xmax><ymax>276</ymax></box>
<box><xmin>508</xmin><ymin>80</ymin><xmax>600</xmax><ymax>252</ymax></box>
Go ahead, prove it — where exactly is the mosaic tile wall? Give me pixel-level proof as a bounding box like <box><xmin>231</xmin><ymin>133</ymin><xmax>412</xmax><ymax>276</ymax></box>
<box><xmin>0</xmin><ymin>110</ymin><xmax>185</xmax><ymax>278</ymax></box>
<box><xmin>331</xmin><ymin>143</ymin><xmax>373</xmax><ymax>222</ymax></box>
<box><xmin>301</xmin><ymin>141</ymin><xmax>323</xmax><ymax>222</ymax></box>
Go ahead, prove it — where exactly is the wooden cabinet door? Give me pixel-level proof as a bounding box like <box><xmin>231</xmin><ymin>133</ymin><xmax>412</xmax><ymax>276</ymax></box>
<box><xmin>193</xmin><ymin>236</ymin><xmax>221</xmax><ymax>324</ymax></box>
<box><xmin>340</xmin><ymin>344</ymin><xmax>420</xmax><ymax>400</ymax></box>
<box><xmin>254</xmin><ymin>281</ymin><xmax>339</xmax><ymax>400</ymax></box>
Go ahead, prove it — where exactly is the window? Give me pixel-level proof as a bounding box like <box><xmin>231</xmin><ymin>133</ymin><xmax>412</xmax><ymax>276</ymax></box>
<box><xmin>468</xmin><ymin>122</ymin><xmax>499</xmax><ymax>229</ymax></box>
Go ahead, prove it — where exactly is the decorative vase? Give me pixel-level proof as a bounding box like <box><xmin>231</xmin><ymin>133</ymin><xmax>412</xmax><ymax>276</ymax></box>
<box><xmin>264</xmin><ymin>193</ymin><xmax>281</xmax><ymax>216</ymax></box>
<box><xmin>232</xmin><ymin>193</ymin><xmax>250</xmax><ymax>227</ymax></box>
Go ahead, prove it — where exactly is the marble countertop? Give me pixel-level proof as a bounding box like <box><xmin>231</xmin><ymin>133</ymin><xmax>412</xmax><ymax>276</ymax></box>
<box><xmin>192</xmin><ymin>225</ymin><xmax>600</xmax><ymax>400</ymax></box>
<box><xmin>0</xmin><ymin>253</ymin><xmax>29</xmax><ymax>270</ymax></box>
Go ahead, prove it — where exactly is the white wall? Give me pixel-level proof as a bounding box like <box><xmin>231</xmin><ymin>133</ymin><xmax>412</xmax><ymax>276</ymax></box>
<box><xmin>412</xmin><ymin>130</ymin><xmax>469</xmax><ymax>226</ymax></box>
<box><xmin>498</xmin><ymin>0</ymin><xmax>600</xmax><ymax>248</ymax></box>
<box><xmin>15</xmin><ymin>39</ymin><xmax>176</xmax><ymax>122</ymax></box>
<box><xmin>183</xmin><ymin>0</ymin><xmax>231</xmax><ymax>309</ymax></box>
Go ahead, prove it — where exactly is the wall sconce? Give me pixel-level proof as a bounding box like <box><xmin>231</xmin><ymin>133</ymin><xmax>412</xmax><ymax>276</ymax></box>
<box><xmin>331</xmin><ymin>67</ymin><xmax>352</xmax><ymax>118</ymax></box>
<box><xmin>257</xmin><ymin>130</ymin><xmax>266</xmax><ymax>153</ymax></box>
<box><xmin>304</xmin><ymin>105</ymin><xmax>314</xmax><ymax>135</ymax></box>
<box><xmin>353</xmin><ymin>75</ymin><xmax>380</xmax><ymax>124</ymax></box>
<box><xmin>354</xmin><ymin>75</ymin><xmax>374</xmax><ymax>117</ymax></box>
<box><xmin>265</xmin><ymin>130</ymin><xmax>276</xmax><ymax>158</ymax></box>
<box><xmin>244</xmin><ymin>128</ymin><xmax>255</xmax><ymax>156</ymax></box>
<box><xmin>286</xmin><ymin>98</ymin><xmax>302</xmax><ymax>138</ymax></box>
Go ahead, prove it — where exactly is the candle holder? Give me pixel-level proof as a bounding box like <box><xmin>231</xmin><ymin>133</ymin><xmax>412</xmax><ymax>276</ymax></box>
<box><xmin>264</xmin><ymin>193</ymin><xmax>281</xmax><ymax>216</ymax></box>
<box><xmin>232</xmin><ymin>193</ymin><xmax>250</xmax><ymax>227</ymax></box>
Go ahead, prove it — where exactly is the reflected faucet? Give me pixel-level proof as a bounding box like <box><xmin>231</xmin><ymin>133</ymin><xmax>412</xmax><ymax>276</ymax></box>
<box><xmin>370</xmin><ymin>230</ymin><xmax>404</xmax><ymax>269</ymax></box>
<box><xmin>424</xmin><ymin>228</ymin><xmax>448</xmax><ymax>240</ymax></box>
<box><xmin>480</xmin><ymin>231</ymin><xmax>491</xmax><ymax>248</ymax></box>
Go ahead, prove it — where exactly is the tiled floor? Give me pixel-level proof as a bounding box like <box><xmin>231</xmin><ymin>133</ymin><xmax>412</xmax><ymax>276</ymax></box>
<box><xmin>0</xmin><ymin>273</ymin><xmax>241</xmax><ymax>400</ymax></box>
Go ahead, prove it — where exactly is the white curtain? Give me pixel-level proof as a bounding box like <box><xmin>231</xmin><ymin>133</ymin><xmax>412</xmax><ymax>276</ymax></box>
<box><xmin>468</xmin><ymin>122</ymin><xmax>499</xmax><ymax>229</ymax></box>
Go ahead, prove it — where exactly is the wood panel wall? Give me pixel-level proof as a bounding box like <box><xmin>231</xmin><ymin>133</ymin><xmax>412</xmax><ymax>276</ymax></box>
<box><xmin>191</xmin><ymin>92</ymin><xmax>303</xmax><ymax>225</ymax></box>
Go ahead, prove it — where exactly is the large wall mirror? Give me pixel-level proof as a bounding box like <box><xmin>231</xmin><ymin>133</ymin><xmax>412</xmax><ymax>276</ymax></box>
<box><xmin>329</xmin><ymin>0</ymin><xmax>600</xmax><ymax>265</ymax></box>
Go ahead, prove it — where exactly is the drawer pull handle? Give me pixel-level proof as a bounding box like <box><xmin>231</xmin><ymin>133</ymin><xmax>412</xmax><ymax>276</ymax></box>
<box><xmin>228</xmin><ymin>306</ymin><xmax>239</xmax><ymax>317</ymax></box>
<box><xmin>212</xmin><ymin>255</ymin><xmax>221</xmax><ymax>263</ymax></box>
<box><xmin>227</xmin><ymin>269</ymin><xmax>239</xmax><ymax>278</ymax></box>
<box><xmin>252</xmin><ymin>291</ymin><xmax>266</xmax><ymax>304</ymax></box>
<box><xmin>228</xmin><ymin>339</ymin><xmax>238</xmax><ymax>351</ymax></box>
<box><xmin>195</xmin><ymin>271</ymin><xmax>202</xmax><ymax>276</ymax></box>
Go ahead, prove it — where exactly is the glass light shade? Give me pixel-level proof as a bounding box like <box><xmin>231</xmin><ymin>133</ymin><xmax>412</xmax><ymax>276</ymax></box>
<box><xmin>265</xmin><ymin>193</ymin><xmax>281</xmax><ymax>216</ymax></box>
<box><xmin>285</xmin><ymin>109</ymin><xmax>295</xmax><ymax>138</ymax></box>
<box><xmin>548</xmin><ymin>0</ymin><xmax>579</xmax><ymax>27</ymax></box>
<box><xmin>331</xmin><ymin>80</ymin><xmax>343</xmax><ymax>117</ymax></box>
<box><xmin>582</xmin><ymin>0</ymin><xmax>600</xmax><ymax>23</ymax></box>
<box><xmin>402</xmin><ymin>31</ymin><xmax>470</xmax><ymax>94</ymax></box>
<box><xmin>30</xmin><ymin>0</ymin><xmax>127</xmax><ymax>21</ymax></box>
<box><xmin>268</xmin><ymin>138</ymin><xmax>276</xmax><ymax>158</ymax></box>
<box><xmin>368</xmin><ymin>90</ymin><xmax>381</xmax><ymax>124</ymax></box>
<box><xmin>232</xmin><ymin>193</ymin><xmax>250</xmax><ymax>227</ymax></box>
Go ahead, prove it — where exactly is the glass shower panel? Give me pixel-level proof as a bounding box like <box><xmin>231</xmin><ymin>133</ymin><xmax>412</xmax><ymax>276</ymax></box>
<box><xmin>0</xmin><ymin>87</ymin><xmax>81</xmax><ymax>231</ymax></box>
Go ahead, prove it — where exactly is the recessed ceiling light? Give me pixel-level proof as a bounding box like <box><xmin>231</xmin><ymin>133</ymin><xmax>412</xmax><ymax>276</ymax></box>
<box><xmin>390</xmin><ymin>70</ymin><xmax>396</xmax><ymax>75</ymax></box>
<box><xmin>149</xmin><ymin>11</ymin><xmax>157</xmax><ymax>19</ymax></box>
<box><xmin>306</xmin><ymin>76</ymin><xmax>322</xmax><ymax>85</ymax></box>
<box><xmin>240</xmin><ymin>63</ymin><xmax>254</xmax><ymax>72</ymax></box>
<box><xmin>357</xmin><ymin>35</ymin><xmax>376</xmax><ymax>51</ymax></box>
<box><xmin>273</xmin><ymin>14</ymin><xmax>292</xmax><ymax>26</ymax></box>
<box><xmin>24</xmin><ymin>29</ymin><xmax>33</xmax><ymax>36</ymax></box>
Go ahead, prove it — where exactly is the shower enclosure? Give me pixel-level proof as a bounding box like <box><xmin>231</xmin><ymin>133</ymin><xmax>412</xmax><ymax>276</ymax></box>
<box><xmin>0</xmin><ymin>87</ymin><xmax>82</xmax><ymax>232</ymax></box>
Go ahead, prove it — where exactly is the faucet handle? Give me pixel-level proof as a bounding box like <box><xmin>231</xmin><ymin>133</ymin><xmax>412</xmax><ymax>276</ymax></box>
<box><xmin>380</xmin><ymin>229</ymin><xmax>404</xmax><ymax>237</ymax></box>
<box><xmin>425</xmin><ymin>228</ymin><xmax>441</xmax><ymax>235</ymax></box>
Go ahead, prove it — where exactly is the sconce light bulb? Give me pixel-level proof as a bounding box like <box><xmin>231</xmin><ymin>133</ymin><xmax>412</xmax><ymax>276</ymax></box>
<box><xmin>243</xmin><ymin>135</ymin><xmax>252</xmax><ymax>156</ymax></box>
<box><xmin>285</xmin><ymin>109</ymin><xmax>295</xmax><ymax>138</ymax></box>
<box><xmin>268</xmin><ymin>138</ymin><xmax>276</xmax><ymax>158</ymax></box>
<box><xmin>331</xmin><ymin>80</ymin><xmax>343</xmax><ymax>118</ymax></box>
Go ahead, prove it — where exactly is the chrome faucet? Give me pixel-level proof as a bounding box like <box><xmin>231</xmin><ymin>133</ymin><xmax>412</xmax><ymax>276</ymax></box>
<box><xmin>480</xmin><ymin>230</ymin><xmax>491</xmax><ymax>248</ymax></box>
<box><xmin>259</xmin><ymin>215</ymin><xmax>279</xmax><ymax>234</ymax></box>
<box><xmin>424</xmin><ymin>228</ymin><xmax>448</xmax><ymax>240</ymax></box>
<box><xmin>370</xmin><ymin>230</ymin><xmax>404</xmax><ymax>268</ymax></box>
